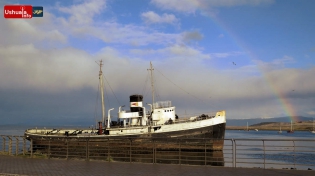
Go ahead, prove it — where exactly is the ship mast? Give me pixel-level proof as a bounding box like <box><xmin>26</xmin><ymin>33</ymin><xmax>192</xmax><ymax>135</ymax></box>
<box><xmin>147</xmin><ymin>61</ymin><xmax>155</xmax><ymax>111</ymax></box>
<box><xmin>97</xmin><ymin>60</ymin><xmax>106</xmax><ymax>125</ymax></box>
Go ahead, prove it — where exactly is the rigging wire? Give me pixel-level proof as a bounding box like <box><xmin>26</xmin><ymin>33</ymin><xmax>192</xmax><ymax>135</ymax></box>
<box><xmin>103</xmin><ymin>76</ymin><xmax>121</xmax><ymax>106</ymax></box>
<box><xmin>141</xmin><ymin>71</ymin><xmax>150</xmax><ymax>98</ymax></box>
<box><xmin>103</xmin><ymin>78</ymin><xmax>111</xmax><ymax>111</ymax></box>
<box><xmin>150</xmin><ymin>68</ymin><xmax>162</xmax><ymax>101</ymax></box>
<box><xmin>154</xmin><ymin>75</ymin><xmax>162</xmax><ymax>101</ymax></box>
<box><xmin>155</xmin><ymin>68</ymin><xmax>205</xmax><ymax>103</ymax></box>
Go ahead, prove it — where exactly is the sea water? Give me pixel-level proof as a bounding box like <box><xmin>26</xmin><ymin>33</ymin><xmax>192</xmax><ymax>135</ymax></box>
<box><xmin>225</xmin><ymin>130</ymin><xmax>315</xmax><ymax>170</ymax></box>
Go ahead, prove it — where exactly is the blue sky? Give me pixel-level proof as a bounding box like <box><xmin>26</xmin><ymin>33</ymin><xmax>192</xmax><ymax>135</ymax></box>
<box><xmin>0</xmin><ymin>0</ymin><xmax>315</xmax><ymax>126</ymax></box>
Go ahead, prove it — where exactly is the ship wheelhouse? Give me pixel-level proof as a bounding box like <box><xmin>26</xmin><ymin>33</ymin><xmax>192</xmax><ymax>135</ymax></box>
<box><xmin>151</xmin><ymin>101</ymin><xmax>175</xmax><ymax>126</ymax></box>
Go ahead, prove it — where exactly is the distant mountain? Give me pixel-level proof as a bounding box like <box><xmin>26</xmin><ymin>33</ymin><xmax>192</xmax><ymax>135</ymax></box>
<box><xmin>226</xmin><ymin>116</ymin><xmax>314</xmax><ymax>126</ymax></box>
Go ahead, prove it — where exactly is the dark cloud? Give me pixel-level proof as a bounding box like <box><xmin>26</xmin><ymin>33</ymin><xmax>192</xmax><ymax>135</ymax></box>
<box><xmin>0</xmin><ymin>88</ymin><xmax>97</xmax><ymax>125</ymax></box>
<box><xmin>182</xmin><ymin>31</ymin><xmax>203</xmax><ymax>43</ymax></box>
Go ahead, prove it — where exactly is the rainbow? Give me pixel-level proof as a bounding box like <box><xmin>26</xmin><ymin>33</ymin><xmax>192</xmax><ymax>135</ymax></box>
<box><xmin>260</xmin><ymin>68</ymin><xmax>299</xmax><ymax>122</ymax></box>
<box><xmin>209</xmin><ymin>15</ymin><xmax>298</xmax><ymax>122</ymax></box>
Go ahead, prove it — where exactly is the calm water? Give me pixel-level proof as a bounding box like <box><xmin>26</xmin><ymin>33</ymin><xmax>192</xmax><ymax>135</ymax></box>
<box><xmin>225</xmin><ymin>130</ymin><xmax>315</xmax><ymax>170</ymax></box>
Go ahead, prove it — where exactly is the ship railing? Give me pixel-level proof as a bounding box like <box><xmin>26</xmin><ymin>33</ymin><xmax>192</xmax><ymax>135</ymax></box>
<box><xmin>225</xmin><ymin>138</ymin><xmax>315</xmax><ymax>170</ymax></box>
<box><xmin>177</xmin><ymin>112</ymin><xmax>217</xmax><ymax>119</ymax></box>
<box><xmin>173</xmin><ymin>114</ymin><xmax>216</xmax><ymax>124</ymax></box>
<box><xmin>108</xmin><ymin>113</ymin><xmax>217</xmax><ymax>127</ymax></box>
<box><xmin>0</xmin><ymin>136</ymin><xmax>314</xmax><ymax>170</ymax></box>
<box><xmin>153</xmin><ymin>101</ymin><xmax>172</xmax><ymax>109</ymax></box>
<box><xmin>0</xmin><ymin>135</ymin><xmax>29</xmax><ymax>156</ymax></box>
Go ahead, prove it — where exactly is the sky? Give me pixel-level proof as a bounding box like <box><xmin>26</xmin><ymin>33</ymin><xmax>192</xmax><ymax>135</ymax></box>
<box><xmin>1</xmin><ymin>0</ymin><xmax>315</xmax><ymax>126</ymax></box>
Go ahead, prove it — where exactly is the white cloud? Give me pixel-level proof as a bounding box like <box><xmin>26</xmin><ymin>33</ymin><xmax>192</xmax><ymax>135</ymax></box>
<box><xmin>0</xmin><ymin>1</ymin><xmax>187</xmax><ymax>48</ymax></box>
<box><xmin>90</xmin><ymin>22</ymin><xmax>181</xmax><ymax>46</ymax></box>
<box><xmin>168</xmin><ymin>45</ymin><xmax>210</xmax><ymax>59</ymax></box>
<box><xmin>210</xmin><ymin>51</ymin><xmax>244</xmax><ymax>58</ymax></box>
<box><xmin>56</xmin><ymin>14</ymin><xmax>181</xmax><ymax>46</ymax></box>
<box><xmin>0</xmin><ymin>44</ymin><xmax>96</xmax><ymax>91</ymax></box>
<box><xmin>51</xmin><ymin>1</ymin><xmax>182</xmax><ymax>46</ymax></box>
<box><xmin>151</xmin><ymin>0</ymin><xmax>274</xmax><ymax>13</ymax></box>
<box><xmin>0</xmin><ymin>10</ymin><xmax>67</xmax><ymax>46</ymax></box>
<box><xmin>253</xmin><ymin>55</ymin><xmax>295</xmax><ymax>71</ymax></box>
<box><xmin>273</xmin><ymin>56</ymin><xmax>295</xmax><ymax>65</ymax></box>
<box><xmin>130</xmin><ymin>44</ymin><xmax>210</xmax><ymax>61</ymax></box>
<box><xmin>205</xmin><ymin>0</ymin><xmax>274</xmax><ymax>7</ymax></box>
<box><xmin>141</xmin><ymin>11</ymin><xmax>178</xmax><ymax>24</ymax></box>
<box><xmin>58</xmin><ymin>0</ymin><xmax>106</xmax><ymax>25</ymax></box>
<box><xmin>151</xmin><ymin>0</ymin><xmax>200</xmax><ymax>13</ymax></box>
<box><xmin>307</xmin><ymin>111</ymin><xmax>315</xmax><ymax>115</ymax></box>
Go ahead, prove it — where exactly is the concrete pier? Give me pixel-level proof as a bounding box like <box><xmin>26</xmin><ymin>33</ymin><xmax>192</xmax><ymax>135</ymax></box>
<box><xmin>0</xmin><ymin>155</ymin><xmax>313</xmax><ymax>176</ymax></box>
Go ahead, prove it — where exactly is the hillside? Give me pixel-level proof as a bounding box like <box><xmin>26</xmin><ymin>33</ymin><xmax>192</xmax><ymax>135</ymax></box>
<box><xmin>227</xmin><ymin>120</ymin><xmax>315</xmax><ymax>131</ymax></box>
<box><xmin>226</xmin><ymin>116</ymin><xmax>314</xmax><ymax>126</ymax></box>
